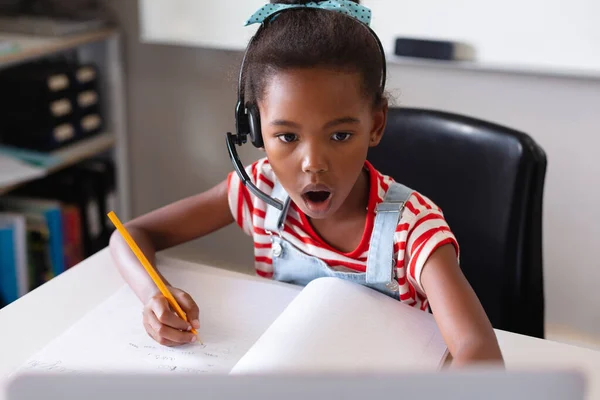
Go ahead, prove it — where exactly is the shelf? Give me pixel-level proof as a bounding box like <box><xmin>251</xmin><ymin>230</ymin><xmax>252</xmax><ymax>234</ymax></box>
<box><xmin>0</xmin><ymin>131</ymin><xmax>115</xmax><ymax>195</ymax></box>
<box><xmin>0</xmin><ymin>27</ymin><xmax>117</xmax><ymax>69</ymax></box>
<box><xmin>48</xmin><ymin>131</ymin><xmax>116</xmax><ymax>172</ymax></box>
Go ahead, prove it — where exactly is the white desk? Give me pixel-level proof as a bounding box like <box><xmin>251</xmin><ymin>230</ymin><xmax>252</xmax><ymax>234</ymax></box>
<box><xmin>1</xmin><ymin>249</ymin><xmax>600</xmax><ymax>399</ymax></box>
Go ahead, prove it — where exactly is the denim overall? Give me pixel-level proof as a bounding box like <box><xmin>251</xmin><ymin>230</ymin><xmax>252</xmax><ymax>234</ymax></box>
<box><xmin>264</xmin><ymin>180</ymin><xmax>414</xmax><ymax>300</ymax></box>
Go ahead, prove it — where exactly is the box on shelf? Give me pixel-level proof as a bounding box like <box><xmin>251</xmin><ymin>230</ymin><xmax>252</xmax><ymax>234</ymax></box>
<box><xmin>0</xmin><ymin>58</ymin><xmax>104</xmax><ymax>152</ymax></box>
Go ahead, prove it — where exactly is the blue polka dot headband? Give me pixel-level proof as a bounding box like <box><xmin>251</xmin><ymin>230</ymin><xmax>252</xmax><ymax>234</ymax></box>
<box><xmin>245</xmin><ymin>0</ymin><xmax>372</xmax><ymax>26</ymax></box>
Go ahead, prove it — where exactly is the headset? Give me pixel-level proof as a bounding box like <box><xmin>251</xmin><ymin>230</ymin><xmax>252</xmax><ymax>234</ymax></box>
<box><xmin>226</xmin><ymin>10</ymin><xmax>387</xmax><ymax>211</ymax></box>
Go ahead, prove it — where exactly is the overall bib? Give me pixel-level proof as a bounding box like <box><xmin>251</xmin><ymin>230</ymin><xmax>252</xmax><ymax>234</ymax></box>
<box><xmin>264</xmin><ymin>180</ymin><xmax>414</xmax><ymax>300</ymax></box>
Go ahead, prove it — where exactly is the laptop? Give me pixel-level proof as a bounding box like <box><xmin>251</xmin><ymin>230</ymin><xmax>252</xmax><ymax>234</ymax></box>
<box><xmin>4</xmin><ymin>369</ymin><xmax>586</xmax><ymax>400</ymax></box>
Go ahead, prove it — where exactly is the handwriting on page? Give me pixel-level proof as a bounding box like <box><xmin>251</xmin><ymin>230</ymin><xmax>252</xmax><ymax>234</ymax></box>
<box><xmin>24</xmin><ymin>339</ymin><xmax>233</xmax><ymax>374</ymax></box>
<box><xmin>125</xmin><ymin>342</ymin><xmax>233</xmax><ymax>374</ymax></box>
<box><xmin>22</xmin><ymin>339</ymin><xmax>236</xmax><ymax>375</ymax></box>
<box><xmin>15</xmin><ymin>268</ymin><xmax>301</xmax><ymax>377</ymax></box>
<box><xmin>23</xmin><ymin>360</ymin><xmax>81</xmax><ymax>374</ymax></box>
<box><xmin>17</xmin><ymin>286</ymin><xmax>243</xmax><ymax>375</ymax></box>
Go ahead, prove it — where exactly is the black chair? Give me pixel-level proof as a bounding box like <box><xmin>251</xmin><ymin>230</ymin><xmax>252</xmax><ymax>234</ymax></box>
<box><xmin>368</xmin><ymin>107</ymin><xmax>547</xmax><ymax>338</ymax></box>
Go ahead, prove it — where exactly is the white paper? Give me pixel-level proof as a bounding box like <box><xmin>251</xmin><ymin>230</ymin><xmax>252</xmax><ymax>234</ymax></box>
<box><xmin>16</xmin><ymin>269</ymin><xmax>301</xmax><ymax>375</ymax></box>
<box><xmin>232</xmin><ymin>277</ymin><xmax>448</xmax><ymax>374</ymax></box>
<box><xmin>0</xmin><ymin>155</ymin><xmax>45</xmax><ymax>188</ymax></box>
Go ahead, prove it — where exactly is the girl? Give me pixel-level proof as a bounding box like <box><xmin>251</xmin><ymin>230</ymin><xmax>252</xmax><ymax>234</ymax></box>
<box><xmin>109</xmin><ymin>0</ymin><xmax>503</xmax><ymax>366</ymax></box>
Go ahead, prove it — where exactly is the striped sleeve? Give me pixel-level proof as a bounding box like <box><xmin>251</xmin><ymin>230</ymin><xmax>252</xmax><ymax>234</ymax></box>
<box><xmin>397</xmin><ymin>191</ymin><xmax>459</xmax><ymax>295</ymax></box>
<box><xmin>227</xmin><ymin>164</ymin><xmax>257</xmax><ymax>236</ymax></box>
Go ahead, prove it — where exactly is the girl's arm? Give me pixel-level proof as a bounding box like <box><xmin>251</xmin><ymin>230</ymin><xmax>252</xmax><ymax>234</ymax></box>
<box><xmin>109</xmin><ymin>178</ymin><xmax>234</xmax><ymax>346</ymax></box>
<box><xmin>420</xmin><ymin>243</ymin><xmax>504</xmax><ymax>366</ymax></box>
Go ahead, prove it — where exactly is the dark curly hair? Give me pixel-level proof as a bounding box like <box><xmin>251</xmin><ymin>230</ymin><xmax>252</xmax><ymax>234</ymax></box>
<box><xmin>242</xmin><ymin>0</ymin><xmax>386</xmax><ymax>108</ymax></box>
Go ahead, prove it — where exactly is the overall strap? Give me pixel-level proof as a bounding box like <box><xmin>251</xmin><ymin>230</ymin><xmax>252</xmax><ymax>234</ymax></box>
<box><xmin>264</xmin><ymin>180</ymin><xmax>292</xmax><ymax>234</ymax></box>
<box><xmin>366</xmin><ymin>182</ymin><xmax>414</xmax><ymax>285</ymax></box>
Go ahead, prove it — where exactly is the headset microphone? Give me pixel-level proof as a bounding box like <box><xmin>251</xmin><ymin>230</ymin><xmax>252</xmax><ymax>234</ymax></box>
<box><xmin>226</xmin><ymin>132</ymin><xmax>285</xmax><ymax>210</ymax></box>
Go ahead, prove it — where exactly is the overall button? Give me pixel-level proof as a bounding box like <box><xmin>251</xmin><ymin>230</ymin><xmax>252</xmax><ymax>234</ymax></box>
<box><xmin>272</xmin><ymin>242</ymin><xmax>283</xmax><ymax>258</ymax></box>
<box><xmin>386</xmin><ymin>281</ymin><xmax>399</xmax><ymax>291</ymax></box>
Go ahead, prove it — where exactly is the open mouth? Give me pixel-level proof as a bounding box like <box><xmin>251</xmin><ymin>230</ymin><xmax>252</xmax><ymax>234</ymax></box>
<box><xmin>303</xmin><ymin>191</ymin><xmax>331</xmax><ymax>204</ymax></box>
<box><xmin>301</xmin><ymin>185</ymin><xmax>333</xmax><ymax>216</ymax></box>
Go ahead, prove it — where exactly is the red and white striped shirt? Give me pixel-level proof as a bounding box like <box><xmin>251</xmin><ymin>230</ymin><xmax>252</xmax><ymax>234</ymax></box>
<box><xmin>227</xmin><ymin>158</ymin><xmax>459</xmax><ymax>311</ymax></box>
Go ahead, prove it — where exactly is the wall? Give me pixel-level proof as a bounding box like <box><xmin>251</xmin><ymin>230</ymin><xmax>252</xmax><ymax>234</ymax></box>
<box><xmin>138</xmin><ymin>0</ymin><xmax>600</xmax><ymax>76</ymax></box>
<box><xmin>102</xmin><ymin>0</ymin><xmax>259</xmax><ymax>274</ymax></box>
<box><xmin>384</xmin><ymin>64</ymin><xmax>600</xmax><ymax>344</ymax></box>
<box><xmin>104</xmin><ymin>1</ymin><xmax>600</xmax><ymax>344</ymax></box>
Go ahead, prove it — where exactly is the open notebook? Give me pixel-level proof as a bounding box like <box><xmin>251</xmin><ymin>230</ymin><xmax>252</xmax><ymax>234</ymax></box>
<box><xmin>15</xmin><ymin>266</ymin><xmax>448</xmax><ymax>376</ymax></box>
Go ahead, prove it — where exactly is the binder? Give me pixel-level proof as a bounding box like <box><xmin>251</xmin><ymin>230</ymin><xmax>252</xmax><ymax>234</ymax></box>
<box><xmin>75</xmin><ymin>158</ymin><xmax>117</xmax><ymax>246</ymax></box>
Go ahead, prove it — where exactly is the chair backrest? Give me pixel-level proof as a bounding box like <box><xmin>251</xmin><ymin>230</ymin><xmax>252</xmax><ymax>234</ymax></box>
<box><xmin>368</xmin><ymin>107</ymin><xmax>547</xmax><ymax>338</ymax></box>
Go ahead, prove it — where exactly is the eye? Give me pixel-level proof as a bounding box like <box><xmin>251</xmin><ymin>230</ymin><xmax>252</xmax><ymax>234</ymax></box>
<box><xmin>331</xmin><ymin>132</ymin><xmax>352</xmax><ymax>142</ymax></box>
<box><xmin>276</xmin><ymin>133</ymin><xmax>298</xmax><ymax>143</ymax></box>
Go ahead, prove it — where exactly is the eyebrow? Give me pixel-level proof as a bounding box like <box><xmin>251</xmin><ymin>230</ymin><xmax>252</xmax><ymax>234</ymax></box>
<box><xmin>269</xmin><ymin>117</ymin><xmax>360</xmax><ymax>129</ymax></box>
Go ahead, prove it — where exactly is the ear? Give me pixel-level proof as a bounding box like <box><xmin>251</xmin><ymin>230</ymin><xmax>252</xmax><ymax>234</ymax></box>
<box><xmin>369</xmin><ymin>98</ymin><xmax>388</xmax><ymax>148</ymax></box>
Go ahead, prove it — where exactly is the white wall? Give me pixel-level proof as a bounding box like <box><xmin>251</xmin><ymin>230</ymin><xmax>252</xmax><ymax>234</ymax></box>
<box><xmin>103</xmin><ymin>0</ymin><xmax>260</xmax><ymax>274</ymax></box>
<box><xmin>104</xmin><ymin>1</ymin><xmax>600</xmax><ymax>343</ymax></box>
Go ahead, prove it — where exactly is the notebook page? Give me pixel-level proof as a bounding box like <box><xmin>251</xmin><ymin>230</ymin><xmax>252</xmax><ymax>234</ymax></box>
<box><xmin>15</xmin><ymin>269</ymin><xmax>301</xmax><ymax>375</ymax></box>
<box><xmin>231</xmin><ymin>277</ymin><xmax>448</xmax><ymax>374</ymax></box>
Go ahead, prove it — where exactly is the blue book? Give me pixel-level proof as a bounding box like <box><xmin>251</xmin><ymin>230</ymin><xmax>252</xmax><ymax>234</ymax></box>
<box><xmin>0</xmin><ymin>219</ymin><xmax>19</xmax><ymax>304</ymax></box>
<box><xmin>0</xmin><ymin>198</ymin><xmax>65</xmax><ymax>277</ymax></box>
<box><xmin>0</xmin><ymin>213</ymin><xmax>28</xmax><ymax>300</ymax></box>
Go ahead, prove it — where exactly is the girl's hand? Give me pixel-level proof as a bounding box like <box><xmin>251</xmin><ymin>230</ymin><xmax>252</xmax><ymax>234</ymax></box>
<box><xmin>142</xmin><ymin>287</ymin><xmax>200</xmax><ymax>347</ymax></box>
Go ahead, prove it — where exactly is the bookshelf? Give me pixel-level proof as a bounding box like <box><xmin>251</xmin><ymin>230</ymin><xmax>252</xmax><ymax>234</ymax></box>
<box><xmin>0</xmin><ymin>26</ymin><xmax>130</xmax><ymax>307</ymax></box>
<box><xmin>0</xmin><ymin>27</ymin><xmax>130</xmax><ymax>220</ymax></box>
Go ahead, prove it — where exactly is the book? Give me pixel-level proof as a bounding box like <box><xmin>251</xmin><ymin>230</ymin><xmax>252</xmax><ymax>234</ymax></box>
<box><xmin>0</xmin><ymin>213</ymin><xmax>28</xmax><ymax>304</ymax></box>
<box><xmin>0</xmin><ymin>197</ymin><xmax>65</xmax><ymax>277</ymax></box>
<box><xmin>15</xmin><ymin>168</ymin><xmax>104</xmax><ymax>258</ymax></box>
<box><xmin>61</xmin><ymin>204</ymin><xmax>84</xmax><ymax>269</ymax></box>
<box><xmin>0</xmin><ymin>221</ymin><xmax>16</xmax><ymax>305</ymax></box>
<box><xmin>0</xmin><ymin>214</ymin><xmax>28</xmax><ymax>302</ymax></box>
<box><xmin>0</xmin><ymin>145</ymin><xmax>62</xmax><ymax>170</ymax></box>
<box><xmin>0</xmin><ymin>213</ymin><xmax>29</xmax><ymax>297</ymax></box>
<box><xmin>14</xmin><ymin>264</ymin><xmax>448</xmax><ymax>376</ymax></box>
<box><xmin>0</xmin><ymin>154</ymin><xmax>46</xmax><ymax>188</ymax></box>
<box><xmin>0</xmin><ymin>40</ymin><xmax>18</xmax><ymax>55</ymax></box>
<box><xmin>24</xmin><ymin>214</ymin><xmax>53</xmax><ymax>290</ymax></box>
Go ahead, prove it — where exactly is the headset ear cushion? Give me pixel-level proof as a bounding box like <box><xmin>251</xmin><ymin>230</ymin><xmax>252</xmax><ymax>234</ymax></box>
<box><xmin>246</xmin><ymin>102</ymin><xmax>263</xmax><ymax>148</ymax></box>
<box><xmin>235</xmin><ymin>100</ymin><xmax>250</xmax><ymax>141</ymax></box>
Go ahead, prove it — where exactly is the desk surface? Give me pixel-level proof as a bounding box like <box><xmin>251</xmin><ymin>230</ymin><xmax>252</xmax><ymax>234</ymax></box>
<box><xmin>1</xmin><ymin>249</ymin><xmax>600</xmax><ymax>399</ymax></box>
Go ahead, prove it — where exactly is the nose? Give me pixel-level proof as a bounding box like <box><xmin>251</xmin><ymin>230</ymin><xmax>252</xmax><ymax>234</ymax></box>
<box><xmin>301</xmin><ymin>141</ymin><xmax>328</xmax><ymax>174</ymax></box>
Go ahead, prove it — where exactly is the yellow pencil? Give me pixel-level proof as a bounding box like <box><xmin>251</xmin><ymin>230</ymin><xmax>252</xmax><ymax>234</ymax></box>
<box><xmin>107</xmin><ymin>211</ymin><xmax>201</xmax><ymax>342</ymax></box>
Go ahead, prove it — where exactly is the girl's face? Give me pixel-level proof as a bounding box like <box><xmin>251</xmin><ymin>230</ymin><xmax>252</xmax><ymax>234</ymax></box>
<box><xmin>259</xmin><ymin>67</ymin><xmax>387</xmax><ymax>220</ymax></box>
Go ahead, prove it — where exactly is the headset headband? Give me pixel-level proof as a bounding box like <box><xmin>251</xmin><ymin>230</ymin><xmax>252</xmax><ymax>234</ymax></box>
<box><xmin>238</xmin><ymin>5</ymin><xmax>387</xmax><ymax>109</ymax></box>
